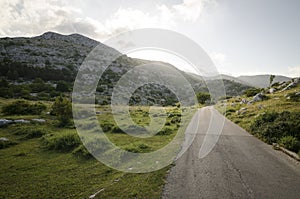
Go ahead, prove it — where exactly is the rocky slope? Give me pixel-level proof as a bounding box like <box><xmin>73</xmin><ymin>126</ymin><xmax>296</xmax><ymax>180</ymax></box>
<box><xmin>0</xmin><ymin>32</ymin><xmax>252</xmax><ymax>105</ymax></box>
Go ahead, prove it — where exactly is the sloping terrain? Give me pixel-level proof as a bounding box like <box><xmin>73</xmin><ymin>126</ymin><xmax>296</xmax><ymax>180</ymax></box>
<box><xmin>237</xmin><ymin>75</ymin><xmax>291</xmax><ymax>88</ymax></box>
<box><xmin>0</xmin><ymin>32</ymin><xmax>252</xmax><ymax>104</ymax></box>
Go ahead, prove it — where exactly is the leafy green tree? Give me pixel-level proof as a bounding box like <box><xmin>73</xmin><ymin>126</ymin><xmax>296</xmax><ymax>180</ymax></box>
<box><xmin>51</xmin><ymin>96</ymin><xmax>72</xmax><ymax>126</ymax></box>
<box><xmin>56</xmin><ymin>81</ymin><xmax>70</xmax><ymax>92</ymax></box>
<box><xmin>196</xmin><ymin>92</ymin><xmax>211</xmax><ymax>104</ymax></box>
<box><xmin>269</xmin><ymin>75</ymin><xmax>275</xmax><ymax>87</ymax></box>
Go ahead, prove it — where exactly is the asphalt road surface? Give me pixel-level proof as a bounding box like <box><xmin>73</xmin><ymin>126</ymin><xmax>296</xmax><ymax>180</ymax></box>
<box><xmin>162</xmin><ymin>107</ymin><xmax>300</xmax><ymax>199</ymax></box>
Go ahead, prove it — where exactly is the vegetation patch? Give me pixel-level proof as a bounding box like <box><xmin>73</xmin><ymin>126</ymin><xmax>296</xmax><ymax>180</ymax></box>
<box><xmin>13</xmin><ymin>124</ymin><xmax>48</xmax><ymax>139</ymax></box>
<box><xmin>42</xmin><ymin>131</ymin><xmax>81</xmax><ymax>152</ymax></box>
<box><xmin>2</xmin><ymin>100</ymin><xmax>46</xmax><ymax>115</ymax></box>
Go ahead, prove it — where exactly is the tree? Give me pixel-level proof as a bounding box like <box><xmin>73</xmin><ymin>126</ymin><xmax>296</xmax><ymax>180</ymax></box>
<box><xmin>269</xmin><ymin>75</ymin><xmax>275</xmax><ymax>87</ymax></box>
<box><xmin>196</xmin><ymin>92</ymin><xmax>211</xmax><ymax>104</ymax></box>
<box><xmin>56</xmin><ymin>81</ymin><xmax>69</xmax><ymax>92</ymax></box>
<box><xmin>51</xmin><ymin>96</ymin><xmax>72</xmax><ymax>126</ymax></box>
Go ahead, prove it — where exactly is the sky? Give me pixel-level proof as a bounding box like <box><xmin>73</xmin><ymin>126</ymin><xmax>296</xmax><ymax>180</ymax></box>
<box><xmin>0</xmin><ymin>0</ymin><xmax>300</xmax><ymax>77</ymax></box>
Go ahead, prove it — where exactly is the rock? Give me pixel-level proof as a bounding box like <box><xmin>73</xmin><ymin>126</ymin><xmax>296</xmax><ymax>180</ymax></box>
<box><xmin>240</xmin><ymin>98</ymin><xmax>248</xmax><ymax>104</ymax></box>
<box><xmin>31</xmin><ymin>119</ymin><xmax>46</xmax><ymax>123</ymax></box>
<box><xmin>257</xmin><ymin>105</ymin><xmax>264</xmax><ymax>109</ymax></box>
<box><xmin>0</xmin><ymin>137</ymin><xmax>9</xmax><ymax>141</ymax></box>
<box><xmin>281</xmin><ymin>82</ymin><xmax>297</xmax><ymax>92</ymax></box>
<box><xmin>0</xmin><ymin>119</ymin><xmax>13</xmax><ymax>126</ymax></box>
<box><xmin>247</xmin><ymin>100</ymin><xmax>253</xmax><ymax>105</ymax></box>
<box><xmin>269</xmin><ymin>88</ymin><xmax>276</xmax><ymax>94</ymax></box>
<box><xmin>240</xmin><ymin>107</ymin><xmax>247</xmax><ymax>111</ymax></box>
<box><xmin>253</xmin><ymin>93</ymin><xmax>265</xmax><ymax>102</ymax></box>
<box><xmin>14</xmin><ymin>119</ymin><xmax>30</xmax><ymax>124</ymax></box>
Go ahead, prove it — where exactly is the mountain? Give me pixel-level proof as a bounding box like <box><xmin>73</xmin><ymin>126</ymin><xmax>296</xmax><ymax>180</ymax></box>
<box><xmin>0</xmin><ymin>32</ymin><xmax>252</xmax><ymax>104</ymax></box>
<box><xmin>237</xmin><ymin>75</ymin><xmax>291</xmax><ymax>88</ymax></box>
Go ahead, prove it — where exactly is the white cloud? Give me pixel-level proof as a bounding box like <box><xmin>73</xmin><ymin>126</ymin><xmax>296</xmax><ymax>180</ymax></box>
<box><xmin>158</xmin><ymin>0</ymin><xmax>210</xmax><ymax>22</ymax></box>
<box><xmin>0</xmin><ymin>0</ymin><xmax>213</xmax><ymax>40</ymax></box>
<box><xmin>287</xmin><ymin>66</ymin><xmax>300</xmax><ymax>77</ymax></box>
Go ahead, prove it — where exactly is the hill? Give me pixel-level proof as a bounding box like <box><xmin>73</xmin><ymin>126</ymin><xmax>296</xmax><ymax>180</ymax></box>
<box><xmin>0</xmin><ymin>32</ymin><xmax>252</xmax><ymax>104</ymax></box>
<box><xmin>237</xmin><ymin>75</ymin><xmax>291</xmax><ymax>88</ymax></box>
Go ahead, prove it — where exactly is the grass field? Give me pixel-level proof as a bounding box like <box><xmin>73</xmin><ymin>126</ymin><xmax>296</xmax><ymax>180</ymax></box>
<box><xmin>0</xmin><ymin>99</ymin><xmax>198</xmax><ymax>198</ymax></box>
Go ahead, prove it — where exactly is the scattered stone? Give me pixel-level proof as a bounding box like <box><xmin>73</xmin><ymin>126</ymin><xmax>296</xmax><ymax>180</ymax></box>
<box><xmin>240</xmin><ymin>98</ymin><xmax>248</xmax><ymax>104</ymax></box>
<box><xmin>0</xmin><ymin>119</ymin><xmax>13</xmax><ymax>126</ymax></box>
<box><xmin>32</xmin><ymin>119</ymin><xmax>46</xmax><ymax>123</ymax></box>
<box><xmin>257</xmin><ymin>105</ymin><xmax>264</xmax><ymax>109</ymax></box>
<box><xmin>0</xmin><ymin>137</ymin><xmax>9</xmax><ymax>142</ymax></box>
<box><xmin>253</xmin><ymin>93</ymin><xmax>264</xmax><ymax>102</ymax></box>
<box><xmin>281</xmin><ymin>82</ymin><xmax>298</xmax><ymax>92</ymax></box>
<box><xmin>269</xmin><ymin>88</ymin><xmax>276</xmax><ymax>94</ymax></box>
<box><xmin>14</xmin><ymin>119</ymin><xmax>30</xmax><ymax>124</ymax></box>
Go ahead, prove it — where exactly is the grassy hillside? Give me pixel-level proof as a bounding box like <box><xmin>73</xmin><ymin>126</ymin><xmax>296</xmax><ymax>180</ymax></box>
<box><xmin>215</xmin><ymin>79</ymin><xmax>300</xmax><ymax>155</ymax></box>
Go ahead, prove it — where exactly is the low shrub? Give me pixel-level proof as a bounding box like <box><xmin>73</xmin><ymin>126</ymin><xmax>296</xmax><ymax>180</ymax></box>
<box><xmin>244</xmin><ymin>88</ymin><xmax>261</xmax><ymax>97</ymax></box>
<box><xmin>287</xmin><ymin>92</ymin><xmax>300</xmax><ymax>102</ymax></box>
<box><xmin>111</xmin><ymin>126</ymin><xmax>124</xmax><ymax>134</ymax></box>
<box><xmin>171</xmin><ymin>117</ymin><xmax>181</xmax><ymax>124</ymax></box>
<box><xmin>157</xmin><ymin>127</ymin><xmax>174</xmax><ymax>136</ymax></box>
<box><xmin>14</xmin><ymin>125</ymin><xmax>48</xmax><ymax>139</ymax></box>
<box><xmin>279</xmin><ymin>136</ymin><xmax>299</xmax><ymax>152</ymax></box>
<box><xmin>225</xmin><ymin>109</ymin><xmax>236</xmax><ymax>116</ymax></box>
<box><xmin>125</xmin><ymin>143</ymin><xmax>151</xmax><ymax>153</ymax></box>
<box><xmin>101</xmin><ymin>123</ymin><xmax>114</xmax><ymax>132</ymax></box>
<box><xmin>250</xmin><ymin>111</ymin><xmax>300</xmax><ymax>153</ymax></box>
<box><xmin>2</xmin><ymin>100</ymin><xmax>46</xmax><ymax>115</ymax></box>
<box><xmin>42</xmin><ymin>131</ymin><xmax>81</xmax><ymax>152</ymax></box>
<box><xmin>72</xmin><ymin>145</ymin><xmax>93</xmax><ymax>159</ymax></box>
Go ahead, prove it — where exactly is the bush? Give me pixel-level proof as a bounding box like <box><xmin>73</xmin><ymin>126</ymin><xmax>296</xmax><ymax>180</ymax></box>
<box><xmin>157</xmin><ymin>127</ymin><xmax>174</xmax><ymax>135</ymax></box>
<box><xmin>100</xmin><ymin>123</ymin><xmax>114</xmax><ymax>132</ymax></box>
<box><xmin>2</xmin><ymin>100</ymin><xmax>46</xmax><ymax>115</ymax></box>
<box><xmin>196</xmin><ymin>92</ymin><xmax>211</xmax><ymax>104</ymax></box>
<box><xmin>244</xmin><ymin>88</ymin><xmax>261</xmax><ymax>97</ymax></box>
<box><xmin>43</xmin><ymin>131</ymin><xmax>81</xmax><ymax>152</ymax></box>
<box><xmin>125</xmin><ymin>143</ymin><xmax>151</xmax><ymax>153</ymax></box>
<box><xmin>14</xmin><ymin>125</ymin><xmax>48</xmax><ymax>139</ymax></box>
<box><xmin>111</xmin><ymin>126</ymin><xmax>124</xmax><ymax>134</ymax></box>
<box><xmin>279</xmin><ymin>136</ymin><xmax>299</xmax><ymax>152</ymax></box>
<box><xmin>250</xmin><ymin>111</ymin><xmax>300</xmax><ymax>152</ymax></box>
<box><xmin>72</xmin><ymin>145</ymin><xmax>92</xmax><ymax>159</ymax></box>
<box><xmin>51</xmin><ymin>96</ymin><xmax>72</xmax><ymax>126</ymax></box>
<box><xmin>225</xmin><ymin>108</ymin><xmax>236</xmax><ymax>116</ymax></box>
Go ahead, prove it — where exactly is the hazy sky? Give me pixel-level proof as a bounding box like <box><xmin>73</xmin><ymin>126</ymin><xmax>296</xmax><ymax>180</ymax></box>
<box><xmin>1</xmin><ymin>0</ymin><xmax>299</xmax><ymax>77</ymax></box>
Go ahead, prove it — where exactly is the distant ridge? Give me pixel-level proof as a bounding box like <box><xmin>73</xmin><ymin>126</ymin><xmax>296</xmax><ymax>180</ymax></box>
<box><xmin>237</xmin><ymin>75</ymin><xmax>291</xmax><ymax>88</ymax></box>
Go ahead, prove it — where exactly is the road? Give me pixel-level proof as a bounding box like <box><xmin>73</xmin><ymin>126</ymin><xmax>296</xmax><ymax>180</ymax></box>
<box><xmin>162</xmin><ymin>107</ymin><xmax>300</xmax><ymax>199</ymax></box>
